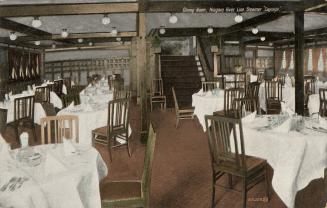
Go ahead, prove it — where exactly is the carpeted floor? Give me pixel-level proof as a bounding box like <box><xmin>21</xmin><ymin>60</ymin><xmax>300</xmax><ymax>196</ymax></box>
<box><xmin>2</xmin><ymin>103</ymin><xmax>325</xmax><ymax>208</ymax></box>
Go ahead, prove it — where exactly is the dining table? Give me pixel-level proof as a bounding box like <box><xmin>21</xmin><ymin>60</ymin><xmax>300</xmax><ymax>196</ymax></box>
<box><xmin>0</xmin><ymin>137</ymin><xmax>108</xmax><ymax>208</ymax></box>
<box><xmin>192</xmin><ymin>88</ymin><xmax>225</xmax><ymax>131</ymax></box>
<box><xmin>238</xmin><ymin>112</ymin><xmax>327</xmax><ymax>208</ymax></box>
<box><xmin>58</xmin><ymin>83</ymin><xmax>131</xmax><ymax>146</ymax></box>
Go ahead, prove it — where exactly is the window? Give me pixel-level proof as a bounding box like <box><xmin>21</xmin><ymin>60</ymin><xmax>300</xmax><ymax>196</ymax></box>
<box><xmin>318</xmin><ymin>48</ymin><xmax>324</xmax><ymax>72</ymax></box>
<box><xmin>307</xmin><ymin>49</ymin><xmax>313</xmax><ymax>71</ymax></box>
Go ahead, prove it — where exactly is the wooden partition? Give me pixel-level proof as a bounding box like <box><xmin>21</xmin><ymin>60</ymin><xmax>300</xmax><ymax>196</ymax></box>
<box><xmin>44</xmin><ymin>57</ymin><xmax>130</xmax><ymax>85</ymax></box>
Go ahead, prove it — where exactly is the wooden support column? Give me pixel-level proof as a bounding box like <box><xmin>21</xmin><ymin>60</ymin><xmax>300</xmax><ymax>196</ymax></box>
<box><xmin>294</xmin><ymin>11</ymin><xmax>305</xmax><ymax>115</ymax></box>
<box><xmin>219</xmin><ymin>36</ymin><xmax>225</xmax><ymax>75</ymax></box>
<box><xmin>137</xmin><ymin>12</ymin><xmax>149</xmax><ymax>143</ymax></box>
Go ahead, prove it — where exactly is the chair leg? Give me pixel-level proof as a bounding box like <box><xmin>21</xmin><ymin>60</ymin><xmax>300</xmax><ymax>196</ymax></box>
<box><xmin>242</xmin><ymin>178</ymin><xmax>247</xmax><ymax>208</ymax></box>
<box><xmin>212</xmin><ymin>173</ymin><xmax>216</xmax><ymax>208</ymax></box>
<box><xmin>108</xmin><ymin>137</ymin><xmax>113</xmax><ymax>162</ymax></box>
<box><xmin>32</xmin><ymin>123</ymin><xmax>37</xmax><ymax>142</ymax></box>
<box><xmin>126</xmin><ymin>136</ymin><xmax>131</xmax><ymax>157</ymax></box>
<box><xmin>15</xmin><ymin>124</ymin><xmax>20</xmax><ymax>145</ymax></box>
<box><xmin>150</xmin><ymin>101</ymin><xmax>153</xmax><ymax>112</ymax></box>
<box><xmin>265</xmin><ymin>164</ymin><xmax>270</xmax><ymax>201</ymax></box>
<box><xmin>228</xmin><ymin>174</ymin><xmax>233</xmax><ymax>189</ymax></box>
<box><xmin>175</xmin><ymin>117</ymin><xmax>179</xmax><ymax>129</ymax></box>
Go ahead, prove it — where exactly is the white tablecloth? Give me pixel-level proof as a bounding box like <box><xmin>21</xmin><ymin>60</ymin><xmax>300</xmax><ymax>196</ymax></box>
<box><xmin>80</xmin><ymin>85</ymin><xmax>112</xmax><ymax>105</ymax></box>
<box><xmin>192</xmin><ymin>89</ymin><xmax>225</xmax><ymax>131</ymax></box>
<box><xmin>0</xmin><ymin>143</ymin><xmax>108</xmax><ymax>208</ymax></box>
<box><xmin>240</xmin><ymin>115</ymin><xmax>327</xmax><ymax>208</ymax></box>
<box><xmin>258</xmin><ymin>82</ymin><xmax>295</xmax><ymax>112</ymax></box>
<box><xmin>0</xmin><ymin>91</ymin><xmax>62</xmax><ymax>125</ymax></box>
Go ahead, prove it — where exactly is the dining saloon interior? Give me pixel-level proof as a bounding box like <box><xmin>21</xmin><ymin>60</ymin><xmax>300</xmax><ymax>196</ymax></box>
<box><xmin>0</xmin><ymin>0</ymin><xmax>327</xmax><ymax>208</ymax></box>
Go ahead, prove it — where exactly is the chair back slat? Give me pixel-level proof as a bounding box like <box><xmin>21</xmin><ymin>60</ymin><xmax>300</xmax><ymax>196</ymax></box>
<box><xmin>14</xmin><ymin>96</ymin><xmax>35</xmax><ymax>122</ymax></box>
<box><xmin>319</xmin><ymin>88</ymin><xmax>327</xmax><ymax>117</ymax></box>
<box><xmin>113</xmin><ymin>90</ymin><xmax>131</xmax><ymax>100</ymax></box>
<box><xmin>40</xmin><ymin>115</ymin><xmax>79</xmax><ymax>144</ymax></box>
<box><xmin>141</xmin><ymin>123</ymin><xmax>157</xmax><ymax>204</ymax></box>
<box><xmin>54</xmin><ymin>80</ymin><xmax>64</xmax><ymax>96</ymax></box>
<box><xmin>35</xmin><ymin>86</ymin><xmax>50</xmax><ymax>103</ymax></box>
<box><xmin>224</xmin><ymin>88</ymin><xmax>244</xmax><ymax>117</ymax></box>
<box><xmin>151</xmin><ymin>79</ymin><xmax>164</xmax><ymax>96</ymax></box>
<box><xmin>202</xmin><ymin>81</ymin><xmax>220</xmax><ymax>92</ymax></box>
<box><xmin>304</xmin><ymin>75</ymin><xmax>315</xmax><ymax>95</ymax></box>
<box><xmin>205</xmin><ymin>115</ymin><xmax>246</xmax><ymax>172</ymax></box>
<box><xmin>265</xmin><ymin>80</ymin><xmax>283</xmax><ymax>101</ymax></box>
<box><xmin>107</xmin><ymin>98</ymin><xmax>130</xmax><ymax>135</ymax></box>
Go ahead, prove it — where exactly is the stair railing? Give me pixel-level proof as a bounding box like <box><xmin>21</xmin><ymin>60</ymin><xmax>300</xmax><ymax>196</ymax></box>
<box><xmin>196</xmin><ymin>37</ymin><xmax>213</xmax><ymax>81</ymax></box>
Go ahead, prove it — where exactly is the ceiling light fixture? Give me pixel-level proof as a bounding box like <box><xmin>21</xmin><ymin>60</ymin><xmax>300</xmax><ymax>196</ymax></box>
<box><xmin>34</xmin><ymin>41</ymin><xmax>41</xmax><ymax>46</ymax></box>
<box><xmin>102</xmin><ymin>14</ymin><xmax>111</xmax><ymax>25</ymax></box>
<box><xmin>77</xmin><ymin>38</ymin><xmax>83</xmax><ymax>43</ymax></box>
<box><xmin>260</xmin><ymin>36</ymin><xmax>266</xmax><ymax>41</ymax></box>
<box><xmin>61</xmin><ymin>29</ymin><xmax>69</xmax><ymax>38</ymax></box>
<box><xmin>234</xmin><ymin>13</ymin><xmax>243</xmax><ymax>23</ymax></box>
<box><xmin>111</xmin><ymin>27</ymin><xmax>118</xmax><ymax>36</ymax></box>
<box><xmin>52</xmin><ymin>43</ymin><xmax>56</xmax><ymax>49</ymax></box>
<box><xmin>159</xmin><ymin>26</ymin><xmax>166</xmax><ymax>35</ymax></box>
<box><xmin>252</xmin><ymin>27</ymin><xmax>259</xmax><ymax>34</ymax></box>
<box><xmin>9</xmin><ymin>32</ymin><xmax>17</xmax><ymax>41</ymax></box>
<box><xmin>269</xmin><ymin>42</ymin><xmax>273</xmax><ymax>46</ymax></box>
<box><xmin>88</xmin><ymin>42</ymin><xmax>93</xmax><ymax>46</ymax></box>
<box><xmin>31</xmin><ymin>16</ymin><xmax>42</xmax><ymax>28</ymax></box>
<box><xmin>207</xmin><ymin>25</ymin><xmax>214</xmax><ymax>34</ymax></box>
<box><xmin>169</xmin><ymin>13</ymin><xmax>178</xmax><ymax>24</ymax></box>
<box><xmin>116</xmin><ymin>37</ymin><xmax>121</xmax><ymax>41</ymax></box>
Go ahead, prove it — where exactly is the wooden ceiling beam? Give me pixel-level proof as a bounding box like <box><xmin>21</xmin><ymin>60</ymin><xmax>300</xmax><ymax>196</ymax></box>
<box><xmin>0</xmin><ymin>2</ymin><xmax>139</xmax><ymax>17</ymax></box>
<box><xmin>0</xmin><ymin>18</ymin><xmax>50</xmax><ymax>37</ymax></box>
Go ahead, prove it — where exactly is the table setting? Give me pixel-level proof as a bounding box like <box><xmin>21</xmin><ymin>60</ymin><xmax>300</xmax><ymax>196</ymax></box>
<box><xmin>234</xmin><ymin>106</ymin><xmax>327</xmax><ymax>208</ymax></box>
<box><xmin>0</xmin><ymin>133</ymin><xmax>108</xmax><ymax>208</ymax></box>
<box><xmin>192</xmin><ymin>88</ymin><xmax>225</xmax><ymax>130</ymax></box>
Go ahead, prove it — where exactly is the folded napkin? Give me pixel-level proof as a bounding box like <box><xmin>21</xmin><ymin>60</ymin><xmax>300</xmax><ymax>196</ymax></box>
<box><xmin>319</xmin><ymin>116</ymin><xmax>327</xmax><ymax>129</ymax></box>
<box><xmin>44</xmin><ymin>153</ymin><xmax>66</xmax><ymax>177</ymax></box>
<box><xmin>242</xmin><ymin>111</ymin><xmax>256</xmax><ymax>124</ymax></box>
<box><xmin>63</xmin><ymin>138</ymin><xmax>77</xmax><ymax>156</ymax></box>
<box><xmin>274</xmin><ymin>118</ymin><xmax>291</xmax><ymax>133</ymax></box>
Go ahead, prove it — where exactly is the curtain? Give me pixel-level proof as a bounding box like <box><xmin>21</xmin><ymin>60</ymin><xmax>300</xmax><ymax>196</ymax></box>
<box><xmin>303</xmin><ymin>49</ymin><xmax>309</xmax><ymax>75</ymax></box>
<box><xmin>312</xmin><ymin>48</ymin><xmax>321</xmax><ymax>74</ymax></box>
<box><xmin>285</xmin><ymin>49</ymin><xmax>292</xmax><ymax>71</ymax></box>
<box><xmin>322</xmin><ymin>48</ymin><xmax>327</xmax><ymax>76</ymax></box>
<box><xmin>274</xmin><ymin>49</ymin><xmax>283</xmax><ymax>74</ymax></box>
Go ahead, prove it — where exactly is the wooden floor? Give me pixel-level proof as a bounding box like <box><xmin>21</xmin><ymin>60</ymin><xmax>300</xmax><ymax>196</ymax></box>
<box><xmin>2</xmin><ymin>103</ymin><xmax>325</xmax><ymax>208</ymax></box>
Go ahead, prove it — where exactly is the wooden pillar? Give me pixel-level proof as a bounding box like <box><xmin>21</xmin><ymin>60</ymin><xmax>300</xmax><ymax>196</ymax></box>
<box><xmin>294</xmin><ymin>11</ymin><xmax>304</xmax><ymax>115</ymax></box>
<box><xmin>219</xmin><ymin>36</ymin><xmax>225</xmax><ymax>75</ymax></box>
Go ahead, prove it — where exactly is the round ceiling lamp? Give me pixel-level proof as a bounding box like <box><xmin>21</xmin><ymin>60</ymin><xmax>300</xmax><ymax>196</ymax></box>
<box><xmin>116</xmin><ymin>37</ymin><xmax>121</xmax><ymax>41</ymax></box>
<box><xmin>207</xmin><ymin>26</ymin><xmax>214</xmax><ymax>34</ymax></box>
<box><xmin>269</xmin><ymin>42</ymin><xmax>273</xmax><ymax>46</ymax></box>
<box><xmin>34</xmin><ymin>41</ymin><xmax>41</xmax><ymax>46</ymax></box>
<box><xmin>31</xmin><ymin>16</ymin><xmax>42</xmax><ymax>28</ymax></box>
<box><xmin>159</xmin><ymin>26</ymin><xmax>166</xmax><ymax>35</ymax></box>
<box><xmin>52</xmin><ymin>43</ymin><xmax>56</xmax><ymax>49</ymax></box>
<box><xmin>260</xmin><ymin>36</ymin><xmax>266</xmax><ymax>41</ymax></box>
<box><xmin>251</xmin><ymin>27</ymin><xmax>259</xmax><ymax>35</ymax></box>
<box><xmin>111</xmin><ymin>27</ymin><xmax>118</xmax><ymax>36</ymax></box>
<box><xmin>102</xmin><ymin>14</ymin><xmax>111</xmax><ymax>25</ymax></box>
<box><xmin>77</xmin><ymin>38</ymin><xmax>83</xmax><ymax>43</ymax></box>
<box><xmin>234</xmin><ymin>13</ymin><xmax>243</xmax><ymax>23</ymax></box>
<box><xmin>169</xmin><ymin>13</ymin><xmax>178</xmax><ymax>24</ymax></box>
<box><xmin>61</xmin><ymin>29</ymin><xmax>69</xmax><ymax>38</ymax></box>
<box><xmin>9</xmin><ymin>32</ymin><xmax>17</xmax><ymax>41</ymax></box>
<box><xmin>88</xmin><ymin>42</ymin><xmax>93</xmax><ymax>46</ymax></box>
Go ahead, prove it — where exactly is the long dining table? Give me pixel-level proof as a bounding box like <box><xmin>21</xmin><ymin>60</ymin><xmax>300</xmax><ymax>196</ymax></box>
<box><xmin>239</xmin><ymin>113</ymin><xmax>327</xmax><ymax>208</ymax></box>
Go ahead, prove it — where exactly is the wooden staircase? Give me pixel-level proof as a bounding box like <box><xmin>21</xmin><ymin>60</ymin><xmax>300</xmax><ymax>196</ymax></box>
<box><xmin>161</xmin><ymin>55</ymin><xmax>204</xmax><ymax>108</ymax></box>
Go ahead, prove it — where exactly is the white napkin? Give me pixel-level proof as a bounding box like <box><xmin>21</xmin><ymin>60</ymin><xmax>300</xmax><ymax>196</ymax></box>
<box><xmin>242</xmin><ymin>112</ymin><xmax>256</xmax><ymax>124</ymax></box>
<box><xmin>44</xmin><ymin>153</ymin><xmax>66</xmax><ymax>177</ymax></box>
<box><xmin>319</xmin><ymin>116</ymin><xmax>327</xmax><ymax>129</ymax></box>
<box><xmin>62</xmin><ymin>85</ymin><xmax>67</xmax><ymax>95</ymax></box>
<box><xmin>8</xmin><ymin>92</ymin><xmax>12</xmax><ymax>99</ymax></box>
<box><xmin>63</xmin><ymin>138</ymin><xmax>77</xmax><ymax>156</ymax></box>
<box><xmin>274</xmin><ymin>118</ymin><xmax>291</xmax><ymax>133</ymax></box>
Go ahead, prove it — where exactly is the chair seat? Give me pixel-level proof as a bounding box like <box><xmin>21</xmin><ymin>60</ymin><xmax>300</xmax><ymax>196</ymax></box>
<box><xmin>179</xmin><ymin>106</ymin><xmax>195</xmax><ymax>112</ymax></box>
<box><xmin>214</xmin><ymin>155</ymin><xmax>266</xmax><ymax>176</ymax></box>
<box><xmin>93</xmin><ymin>125</ymin><xmax>126</xmax><ymax>137</ymax></box>
<box><xmin>100</xmin><ymin>181</ymin><xmax>141</xmax><ymax>201</ymax></box>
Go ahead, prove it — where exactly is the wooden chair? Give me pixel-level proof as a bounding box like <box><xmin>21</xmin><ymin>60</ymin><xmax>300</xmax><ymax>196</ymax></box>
<box><xmin>205</xmin><ymin>115</ymin><xmax>269</xmax><ymax>208</ymax></box>
<box><xmin>114</xmin><ymin>90</ymin><xmax>131</xmax><ymax>100</ymax></box>
<box><xmin>277</xmin><ymin>73</ymin><xmax>286</xmax><ymax>86</ymax></box>
<box><xmin>319</xmin><ymin>88</ymin><xmax>327</xmax><ymax>117</ymax></box>
<box><xmin>214</xmin><ymin>88</ymin><xmax>245</xmax><ymax>118</ymax></box>
<box><xmin>92</xmin><ymin>98</ymin><xmax>130</xmax><ymax>161</ymax></box>
<box><xmin>54</xmin><ymin>79</ymin><xmax>64</xmax><ymax>97</ymax></box>
<box><xmin>71</xmin><ymin>85</ymin><xmax>86</xmax><ymax>94</ymax></box>
<box><xmin>40</xmin><ymin>115</ymin><xmax>79</xmax><ymax>144</ymax></box>
<box><xmin>101</xmin><ymin>123</ymin><xmax>156</xmax><ymax>208</ymax></box>
<box><xmin>304</xmin><ymin>75</ymin><xmax>316</xmax><ymax>111</ymax></box>
<box><xmin>239</xmin><ymin>82</ymin><xmax>260</xmax><ymax>113</ymax></box>
<box><xmin>0</xmin><ymin>108</ymin><xmax>7</xmax><ymax>135</ymax></box>
<box><xmin>172</xmin><ymin>87</ymin><xmax>194</xmax><ymax>128</ymax></box>
<box><xmin>35</xmin><ymin>86</ymin><xmax>50</xmax><ymax>103</ymax></box>
<box><xmin>63</xmin><ymin>77</ymin><xmax>72</xmax><ymax>93</ymax></box>
<box><xmin>265</xmin><ymin>80</ymin><xmax>282</xmax><ymax>114</ymax></box>
<box><xmin>7</xmin><ymin>96</ymin><xmax>36</xmax><ymax>143</ymax></box>
<box><xmin>202</xmin><ymin>81</ymin><xmax>220</xmax><ymax>92</ymax></box>
<box><xmin>150</xmin><ymin>79</ymin><xmax>166</xmax><ymax>111</ymax></box>
<box><xmin>62</xmin><ymin>94</ymin><xmax>80</xmax><ymax>108</ymax></box>
<box><xmin>47</xmin><ymin>83</ymin><xmax>54</xmax><ymax>92</ymax></box>
<box><xmin>257</xmin><ymin>71</ymin><xmax>264</xmax><ymax>83</ymax></box>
